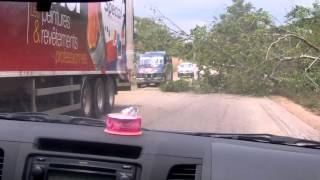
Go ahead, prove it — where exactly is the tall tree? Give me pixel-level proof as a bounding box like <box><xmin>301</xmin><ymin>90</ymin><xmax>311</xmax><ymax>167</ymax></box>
<box><xmin>134</xmin><ymin>17</ymin><xmax>185</xmax><ymax>57</ymax></box>
<box><xmin>190</xmin><ymin>0</ymin><xmax>274</xmax><ymax>93</ymax></box>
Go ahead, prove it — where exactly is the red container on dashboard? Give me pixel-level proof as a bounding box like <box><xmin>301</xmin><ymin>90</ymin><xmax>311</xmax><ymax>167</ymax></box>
<box><xmin>105</xmin><ymin>113</ymin><xmax>142</xmax><ymax>136</ymax></box>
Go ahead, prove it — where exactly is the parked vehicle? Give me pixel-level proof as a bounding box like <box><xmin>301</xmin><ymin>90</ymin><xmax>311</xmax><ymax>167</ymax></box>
<box><xmin>136</xmin><ymin>51</ymin><xmax>173</xmax><ymax>87</ymax></box>
<box><xmin>178</xmin><ymin>62</ymin><xmax>195</xmax><ymax>78</ymax></box>
<box><xmin>0</xmin><ymin>1</ymin><xmax>134</xmax><ymax>118</ymax></box>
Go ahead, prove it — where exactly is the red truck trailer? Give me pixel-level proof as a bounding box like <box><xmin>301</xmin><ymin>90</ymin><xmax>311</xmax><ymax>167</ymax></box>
<box><xmin>0</xmin><ymin>1</ymin><xmax>134</xmax><ymax>117</ymax></box>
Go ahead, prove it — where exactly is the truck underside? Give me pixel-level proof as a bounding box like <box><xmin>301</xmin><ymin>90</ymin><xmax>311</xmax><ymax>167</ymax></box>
<box><xmin>0</xmin><ymin>75</ymin><xmax>120</xmax><ymax>118</ymax></box>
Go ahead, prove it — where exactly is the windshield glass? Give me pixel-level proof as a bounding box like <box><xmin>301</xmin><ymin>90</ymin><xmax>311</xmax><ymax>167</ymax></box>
<box><xmin>139</xmin><ymin>55</ymin><xmax>164</xmax><ymax>67</ymax></box>
<box><xmin>180</xmin><ymin>63</ymin><xmax>193</xmax><ymax>68</ymax></box>
<box><xmin>0</xmin><ymin>0</ymin><xmax>319</xmax><ymax>142</ymax></box>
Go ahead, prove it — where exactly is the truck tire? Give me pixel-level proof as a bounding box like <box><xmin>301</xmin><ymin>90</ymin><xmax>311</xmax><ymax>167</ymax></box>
<box><xmin>80</xmin><ymin>79</ymin><xmax>93</xmax><ymax>117</ymax></box>
<box><xmin>93</xmin><ymin>78</ymin><xmax>105</xmax><ymax>118</ymax></box>
<box><xmin>104</xmin><ymin>78</ymin><xmax>115</xmax><ymax>114</ymax></box>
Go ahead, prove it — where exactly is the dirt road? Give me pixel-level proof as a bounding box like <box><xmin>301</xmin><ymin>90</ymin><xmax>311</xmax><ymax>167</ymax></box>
<box><xmin>113</xmin><ymin>88</ymin><xmax>320</xmax><ymax>141</ymax></box>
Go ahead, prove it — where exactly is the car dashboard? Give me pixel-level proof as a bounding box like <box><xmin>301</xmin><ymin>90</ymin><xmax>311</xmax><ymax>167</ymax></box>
<box><xmin>0</xmin><ymin>119</ymin><xmax>320</xmax><ymax>180</ymax></box>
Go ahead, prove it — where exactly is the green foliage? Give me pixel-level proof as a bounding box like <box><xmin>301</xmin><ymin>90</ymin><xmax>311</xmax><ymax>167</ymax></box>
<box><xmin>160</xmin><ymin>80</ymin><xmax>190</xmax><ymax>92</ymax></box>
<box><xmin>190</xmin><ymin>0</ymin><xmax>320</xmax><ymax>101</ymax></box>
<box><xmin>300</xmin><ymin>96</ymin><xmax>320</xmax><ymax>110</ymax></box>
<box><xmin>134</xmin><ymin>17</ymin><xmax>186</xmax><ymax>57</ymax></box>
<box><xmin>191</xmin><ymin>79</ymin><xmax>217</xmax><ymax>94</ymax></box>
<box><xmin>164</xmin><ymin>63</ymin><xmax>173</xmax><ymax>76</ymax></box>
<box><xmin>270</xmin><ymin>2</ymin><xmax>320</xmax><ymax>96</ymax></box>
<box><xmin>135</xmin><ymin>0</ymin><xmax>320</xmax><ymax>111</ymax></box>
<box><xmin>189</xmin><ymin>0</ymin><xmax>275</xmax><ymax>95</ymax></box>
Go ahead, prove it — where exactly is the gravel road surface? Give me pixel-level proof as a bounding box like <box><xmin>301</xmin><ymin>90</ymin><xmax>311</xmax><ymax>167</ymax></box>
<box><xmin>113</xmin><ymin>87</ymin><xmax>320</xmax><ymax>141</ymax></box>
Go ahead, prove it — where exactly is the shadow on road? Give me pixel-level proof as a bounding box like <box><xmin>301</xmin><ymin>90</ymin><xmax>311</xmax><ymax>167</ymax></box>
<box><xmin>136</xmin><ymin>84</ymin><xmax>160</xmax><ymax>89</ymax></box>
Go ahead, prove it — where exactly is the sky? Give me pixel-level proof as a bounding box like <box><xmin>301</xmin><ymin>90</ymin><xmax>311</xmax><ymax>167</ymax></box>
<box><xmin>134</xmin><ymin>0</ymin><xmax>316</xmax><ymax>32</ymax></box>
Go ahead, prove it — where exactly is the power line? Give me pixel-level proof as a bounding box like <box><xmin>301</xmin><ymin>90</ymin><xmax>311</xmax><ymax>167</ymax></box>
<box><xmin>149</xmin><ymin>6</ymin><xmax>192</xmax><ymax>40</ymax></box>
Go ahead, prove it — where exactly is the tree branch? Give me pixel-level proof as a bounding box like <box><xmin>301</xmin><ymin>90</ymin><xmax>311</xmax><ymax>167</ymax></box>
<box><xmin>304</xmin><ymin>56</ymin><xmax>320</xmax><ymax>91</ymax></box>
<box><xmin>269</xmin><ymin>56</ymin><xmax>297</xmax><ymax>80</ymax></box>
<box><xmin>269</xmin><ymin>55</ymin><xmax>320</xmax><ymax>90</ymax></box>
<box><xmin>265</xmin><ymin>33</ymin><xmax>320</xmax><ymax>61</ymax></box>
<box><xmin>265</xmin><ymin>35</ymin><xmax>290</xmax><ymax>61</ymax></box>
<box><xmin>269</xmin><ymin>55</ymin><xmax>316</xmax><ymax>76</ymax></box>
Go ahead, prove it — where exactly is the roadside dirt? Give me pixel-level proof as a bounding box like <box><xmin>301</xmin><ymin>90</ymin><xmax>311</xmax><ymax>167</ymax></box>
<box><xmin>271</xmin><ymin>96</ymin><xmax>320</xmax><ymax>131</ymax></box>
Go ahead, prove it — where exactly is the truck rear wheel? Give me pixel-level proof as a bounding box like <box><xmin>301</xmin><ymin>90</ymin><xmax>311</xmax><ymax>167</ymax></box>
<box><xmin>93</xmin><ymin>78</ymin><xmax>105</xmax><ymax>118</ymax></box>
<box><xmin>80</xmin><ymin>79</ymin><xmax>93</xmax><ymax>117</ymax></box>
<box><xmin>105</xmin><ymin>78</ymin><xmax>115</xmax><ymax>114</ymax></box>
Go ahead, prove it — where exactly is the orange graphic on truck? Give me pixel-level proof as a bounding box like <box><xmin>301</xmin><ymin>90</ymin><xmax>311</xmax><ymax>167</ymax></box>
<box><xmin>87</xmin><ymin>0</ymin><xmax>126</xmax><ymax>71</ymax></box>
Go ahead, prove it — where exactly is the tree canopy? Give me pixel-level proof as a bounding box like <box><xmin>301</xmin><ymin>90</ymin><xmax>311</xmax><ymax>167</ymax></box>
<box><xmin>134</xmin><ymin>17</ymin><xmax>186</xmax><ymax>57</ymax></box>
<box><xmin>135</xmin><ymin>0</ymin><xmax>320</xmax><ymax>105</ymax></box>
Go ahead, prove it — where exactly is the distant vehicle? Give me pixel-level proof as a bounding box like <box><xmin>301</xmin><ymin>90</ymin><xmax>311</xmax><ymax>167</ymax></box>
<box><xmin>198</xmin><ymin>65</ymin><xmax>220</xmax><ymax>79</ymax></box>
<box><xmin>178</xmin><ymin>62</ymin><xmax>195</xmax><ymax>78</ymax></box>
<box><xmin>136</xmin><ymin>51</ymin><xmax>173</xmax><ymax>87</ymax></box>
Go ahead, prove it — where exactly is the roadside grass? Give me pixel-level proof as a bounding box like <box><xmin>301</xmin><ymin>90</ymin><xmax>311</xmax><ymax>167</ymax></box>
<box><xmin>159</xmin><ymin>80</ymin><xmax>190</xmax><ymax>92</ymax></box>
<box><xmin>159</xmin><ymin>79</ymin><xmax>216</xmax><ymax>93</ymax></box>
<box><xmin>286</xmin><ymin>93</ymin><xmax>320</xmax><ymax>115</ymax></box>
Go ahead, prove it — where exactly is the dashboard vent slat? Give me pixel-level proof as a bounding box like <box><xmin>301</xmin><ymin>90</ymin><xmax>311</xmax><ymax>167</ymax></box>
<box><xmin>0</xmin><ymin>149</ymin><xmax>3</xmax><ymax>180</ymax></box>
<box><xmin>37</xmin><ymin>138</ymin><xmax>141</xmax><ymax>159</ymax></box>
<box><xmin>167</xmin><ymin>165</ymin><xmax>197</xmax><ymax>180</ymax></box>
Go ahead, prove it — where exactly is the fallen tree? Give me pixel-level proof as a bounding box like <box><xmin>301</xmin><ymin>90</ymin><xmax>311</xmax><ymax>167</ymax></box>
<box><xmin>265</xmin><ymin>29</ymin><xmax>320</xmax><ymax>92</ymax></box>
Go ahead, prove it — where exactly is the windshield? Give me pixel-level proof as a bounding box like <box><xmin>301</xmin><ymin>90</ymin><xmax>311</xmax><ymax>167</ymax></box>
<box><xmin>0</xmin><ymin>0</ymin><xmax>319</xmax><ymax>143</ymax></box>
<box><xmin>179</xmin><ymin>63</ymin><xmax>193</xmax><ymax>68</ymax></box>
<box><xmin>139</xmin><ymin>55</ymin><xmax>164</xmax><ymax>67</ymax></box>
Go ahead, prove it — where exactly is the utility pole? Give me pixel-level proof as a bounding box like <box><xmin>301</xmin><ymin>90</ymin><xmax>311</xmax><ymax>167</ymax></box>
<box><xmin>126</xmin><ymin>0</ymin><xmax>134</xmax><ymax>73</ymax></box>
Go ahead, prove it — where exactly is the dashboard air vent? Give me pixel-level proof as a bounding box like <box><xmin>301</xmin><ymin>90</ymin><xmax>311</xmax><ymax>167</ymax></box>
<box><xmin>167</xmin><ymin>164</ymin><xmax>197</xmax><ymax>180</ymax></box>
<box><xmin>0</xmin><ymin>149</ymin><xmax>3</xmax><ymax>180</ymax></box>
<box><xmin>37</xmin><ymin>138</ymin><xmax>141</xmax><ymax>159</ymax></box>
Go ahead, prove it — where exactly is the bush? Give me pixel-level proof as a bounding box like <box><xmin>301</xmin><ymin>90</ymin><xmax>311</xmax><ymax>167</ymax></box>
<box><xmin>191</xmin><ymin>78</ymin><xmax>217</xmax><ymax>93</ymax></box>
<box><xmin>160</xmin><ymin>80</ymin><xmax>190</xmax><ymax>92</ymax></box>
<box><xmin>217</xmin><ymin>70</ymin><xmax>273</xmax><ymax>96</ymax></box>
